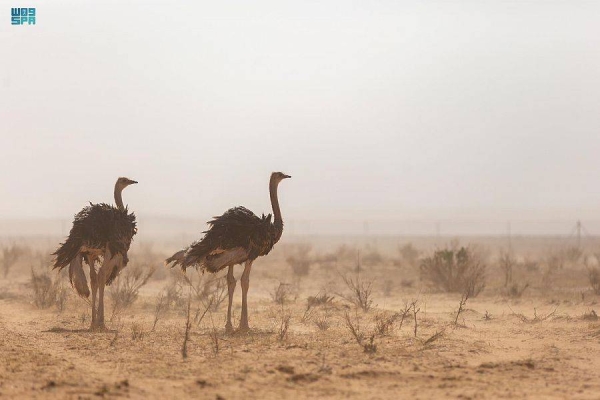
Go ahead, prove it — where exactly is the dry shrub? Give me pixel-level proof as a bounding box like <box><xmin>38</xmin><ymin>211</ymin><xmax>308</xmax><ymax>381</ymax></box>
<box><xmin>182</xmin><ymin>271</ymin><xmax>227</xmax><ymax>312</ymax></box>
<box><xmin>271</xmin><ymin>282</ymin><xmax>296</xmax><ymax>305</ymax></box>
<box><xmin>109</xmin><ymin>264</ymin><xmax>155</xmax><ymax>320</ymax></box>
<box><xmin>564</xmin><ymin>246</ymin><xmax>583</xmax><ymax>264</ymax></box>
<box><xmin>343</xmin><ymin>311</ymin><xmax>376</xmax><ymax>353</ymax></box>
<box><xmin>506</xmin><ymin>282</ymin><xmax>529</xmax><ymax>298</ymax></box>
<box><xmin>302</xmin><ymin>292</ymin><xmax>334</xmax><ymax>322</ymax></box>
<box><xmin>307</xmin><ymin>292</ymin><xmax>334</xmax><ymax>308</ymax></box>
<box><xmin>152</xmin><ymin>292</ymin><xmax>169</xmax><ymax>331</ymax></box>
<box><xmin>588</xmin><ymin>267</ymin><xmax>600</xmax><ymax>294</ymax></box>
<box><xmin>338</xmin><ymin>272</ymin><xmax>373</xmax><ymax>312</ymax></box>
<box><xmin>509</xmin><ymin>306</ymin><xmax>557</xmax><ymax>323</ymax></box>
<box><xmin>277</xmin><ymin>307</ymin><xmax>291</xmax><ymax>341</ymax></box>
<box><xmin>362</xmin><ymin>245</ymin><xmax>384</xmax><ymax>266</ymax></box>
<box><xmin>420</xmin><ymin>246</ymin><xmax>486</xmax><ymax>297</ymax></box>
<box><xmin>2</xmin><ymin>244</ymin><xmax>26</xmax><ymax>278</ymax></box>
<box><xmin>582</xmin><ymin>310</ymin><xmax>598</xmax><ymax>321</ymax></box>
<box><xmin>209</xmin><ymin>324</ymin><xmax>220</xmax><ymax>355</ymax></box>
<box><xmin>398</xmin><ymin>243</ymin><xmax>420</xmax><ymax>267</ymax></box>
<box><xmin>313</xmin><ymin>311</ymin><xmax>330</xmax><ymax>331</ymax></box>
<box><xmin>542</xmin><ymin>251</ymin><xmax>566</xmax><ymax>290</ymax></box>
<box><xmin>30</xmin><ymin>268</ymin><xmax>67</xmax><ymax>311</ymax></box>
<box><xmin>285</xmin><ymin>243</ymin><xmax>312</xmax><ymax>277</ymax></box>
<box><xmin>314</xmin><ymin>252</ymin><xmax>338</xmax><ymax>270</ymax></box>
<box><xmin>498</xmin><ymin>251</ymin><xmax>515</xmax><ymax>287</ymax></box>
<box><xmin>335</xmin><ymin>244</ymin><xmax>358</xmax><ymax>262</ymax></box>
<box><xmin>398</xmin><ymin>302</ymin><xmax>413</xmax><ymax>330</ymax></box>
<box><xmin>182</xmin><ymin>295</ymin><xmax>192</xmax><ymax>359</ymax></box>
<box><xmin>374</xmin><ymin>312</ymin><xmax>398</xmax><ymax>336</ymax></box>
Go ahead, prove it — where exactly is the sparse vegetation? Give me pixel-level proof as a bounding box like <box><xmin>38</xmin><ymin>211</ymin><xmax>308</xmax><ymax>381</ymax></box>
<box><xmin>271</xmin><ymin>282</ymin><xmax>296</xmax><ymax>305</ymax></box>
<box><xmin>362</xmin><ymin>245</ymin><xmax>384</xmax><ymax>266</ymax></box>
<box><xmin>588</xmin><ymin>267</ymin><xmax>600</xmax><ymax>295</ymax></box>
<box><xmin>374</xmin><ymin>311</ymin><xmax>398</xmax><ymax>335</ymax></box>
<box><xmin>338</xmin><ymin>269</ymin><xmax>374</xmax><ymax>312</ymax></box>
<box><xmin>130</xmin><ymin>322</ymin><xmax>145</xmax><ymax>340</ymax></box>
<box><xmin>498</xmin><ymin>251</ymin><xmax>515</xmax><ymax>287</ymax></box>
<box><xmin>343</xmin><ymin>311</ymin><xmax>377</xmax><ymax>353</ymax></box>
<box><xmin>420</xmin><ymin>246</ymin><xmax>486</xmax><ymax>297</ymax></box>
<box><xmin>277</xmin><ymin>306</ymin><xmax>291</xmax><ymax>341</ymax></box>
<box><xmin>4</xmin><ymin>236</ymin><xmax>600</xmax><ymax>398</ymax></box>
<box><xmin>398</xmin><ymin>243</ymin><xmax>420</xmax><ymax>267</ymax></box>
<box><xmin>109</xmin><ymin>264</ymin><xmax>155</xmax><ymax>320</ymax></box>
<box><xmin>30</xmin><ymin>268</ymin><xmax>67</xmax><ymax>311</ymax></box>
<box><xmin>506</xmin><ymin>282</ymin><xmax>530</xmax><ymax>298</ymax></box>
<box><xmin>285</xmin><ymin>243</ymin><xmax>312</xmax><ymax>277</ymax></box>
<box><xmin>152</xmin><ymin>292</ymin><xmax>169</xmax><ymax>331</ymax></box>
<box><xmin>181</xmin><ymin>294</ymin><xmax>192</xmax><ymax>360</ymax></box>
<box><xmin>453</xmin><ymin>289</ymin><xmax>470</xmax><ymax>326</ymax></box>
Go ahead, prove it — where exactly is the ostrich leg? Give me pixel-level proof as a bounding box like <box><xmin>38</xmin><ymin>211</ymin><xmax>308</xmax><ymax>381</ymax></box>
<box><xmin>89</xmin><ymin>266</ymin><xmax>98</xmax><ymax>330</ymax></box>
<box><xmin>95</xmin><ymin>250</ymin><xmax>117</xmax><ymax>330</ymax></box>
<box><xmin>239</xmin><ymin>260</ymin><xmax>253</xmax><ymax>332</ymax></box>
<box><xmin>225</xmin><ymin>266</ymin><xmax>236</xmax><ymax>333</ymax></box>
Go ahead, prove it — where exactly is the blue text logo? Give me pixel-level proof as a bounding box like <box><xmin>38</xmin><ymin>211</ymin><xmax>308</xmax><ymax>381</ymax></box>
<box><xmin>11</xmin><ymin>7</ymin><xmax>35</xmax><ymax>25</ymax></box>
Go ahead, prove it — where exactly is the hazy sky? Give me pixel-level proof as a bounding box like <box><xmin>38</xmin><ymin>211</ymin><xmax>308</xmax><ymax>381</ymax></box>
<box><xmin>2</xmin><ymin>1</ymin><xmax>600</xmax><ymax>233</ymax></box>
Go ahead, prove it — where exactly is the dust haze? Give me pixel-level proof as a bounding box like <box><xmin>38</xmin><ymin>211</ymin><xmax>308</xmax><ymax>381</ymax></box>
<box><xmin>2</xmin><ymin>1</ymin><xmax>600</xmax><ymax>399</ymax></box>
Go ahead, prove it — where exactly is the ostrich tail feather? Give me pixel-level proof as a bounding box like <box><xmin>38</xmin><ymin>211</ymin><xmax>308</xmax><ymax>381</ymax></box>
<box><xmin>165</xmin><ymin>249</ymin><xmax>186</xmax><ymax>269</ymax></box>
<box><xmin>68</xmin><ymin>256</ymin><xmax>90</xmax><ymax>298</ymax></box>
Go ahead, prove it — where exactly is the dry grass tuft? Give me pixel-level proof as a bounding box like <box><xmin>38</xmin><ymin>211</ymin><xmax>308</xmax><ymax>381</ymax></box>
<box><xmin>130</xmin><ymin>322</ymin><xmax>145</xmax><ymax>341</ymax></box>
<box><xmin>374</xmin><ymin>312</ymin><xmax>398</xmax><ymax>336</ymax></box>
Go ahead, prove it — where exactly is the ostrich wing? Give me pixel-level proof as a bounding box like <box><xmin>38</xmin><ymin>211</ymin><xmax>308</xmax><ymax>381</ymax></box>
<box><xmin>180</xmin><ymin>207</ymin><xmax>273</xmax><ymax>271</ymax></box>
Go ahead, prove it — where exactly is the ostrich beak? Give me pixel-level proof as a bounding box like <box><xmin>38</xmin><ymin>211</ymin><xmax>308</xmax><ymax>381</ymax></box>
<box><xmin>128</xmin><ymin>179</ymin><xmax>138</xmax><ymax>185</ymax></box>
<box><xmin>283</xmin><ymin>174</ymin><xmax>291</xmax><ymax>179</ymax></box>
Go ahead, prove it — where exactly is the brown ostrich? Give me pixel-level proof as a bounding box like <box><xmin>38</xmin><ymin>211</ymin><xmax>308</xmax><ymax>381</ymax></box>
<box><xmin>166</xmin><ymin>171</ymin><xmax>291</xmax><ymax>332</ymax></box>
<box><xmin>52</xmin><ymin>177</ymin><xmax>138</xmax><ymax>330</ymax></box>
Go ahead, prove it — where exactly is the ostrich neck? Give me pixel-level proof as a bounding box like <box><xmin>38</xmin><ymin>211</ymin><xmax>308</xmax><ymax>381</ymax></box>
<box><xmin>270</xmin><ymin>179</ymin><xmax>283</xmax><ymax>226</ymax></box>
<box><xmin>114</xmin><ymin>186</ymin><xmax>125</xmax><ymax>211</ymax></box>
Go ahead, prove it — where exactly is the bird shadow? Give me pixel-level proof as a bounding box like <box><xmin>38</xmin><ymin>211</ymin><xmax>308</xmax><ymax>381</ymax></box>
<box><xmin>44</xmin><ymin>327</ymin><xmax>117</xmax><ymax>334</ymax></box>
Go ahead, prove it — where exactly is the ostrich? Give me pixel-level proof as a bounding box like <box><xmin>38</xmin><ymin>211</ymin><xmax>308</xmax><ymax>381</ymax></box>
<box><xmin>52</xmin><ymin>177</ymin><xmax>138</xmax><ymax>330</ymax></box>
<box><xmin>166</xmin><ymin>171</ymin><xmax>291</xmax><ymax>332</ymax></box>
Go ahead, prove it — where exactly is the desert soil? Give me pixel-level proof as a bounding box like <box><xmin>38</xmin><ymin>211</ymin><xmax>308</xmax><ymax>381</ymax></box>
<box><xmin>1</xmin><ymin>238</ymin><xmax>600</xmax><ymax>399</ymax></box>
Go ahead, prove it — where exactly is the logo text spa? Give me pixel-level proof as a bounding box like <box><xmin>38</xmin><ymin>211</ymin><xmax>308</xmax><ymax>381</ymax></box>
<box><xmin>11</xmin><ymin>8</ymin><xmax>35</xmax><ymax>25</ymax></box>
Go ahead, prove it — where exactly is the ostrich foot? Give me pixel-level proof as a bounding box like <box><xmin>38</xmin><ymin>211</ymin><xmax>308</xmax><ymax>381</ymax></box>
<box><xmin>225</xmin><ymin>323</ymin><xmax>234</xmax><ymax>334</ymax></box>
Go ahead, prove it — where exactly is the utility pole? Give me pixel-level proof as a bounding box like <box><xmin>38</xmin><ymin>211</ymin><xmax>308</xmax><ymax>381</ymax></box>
<box><xmin>507</xmin><ymin>221</ymin><xmax>512</xmax><ymax>253</ymax></box>
<box><xmin>576</xmin><ymin>220</ymin><xmax>582</xmax><ymax>249</ymax></box>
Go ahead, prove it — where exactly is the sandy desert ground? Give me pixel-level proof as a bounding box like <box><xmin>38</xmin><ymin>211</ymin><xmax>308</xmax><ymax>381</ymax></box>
<box><xmin>1</xmin><ymin>236</ymin><xmax>600</xmax><ymax>399</ymax></box>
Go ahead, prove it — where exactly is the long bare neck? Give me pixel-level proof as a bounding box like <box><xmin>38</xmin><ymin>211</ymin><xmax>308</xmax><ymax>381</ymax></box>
<box><xmin>269</xmin><ymin>178</ymin><xmax>283</xmax><ymax>227</ymax></box>
<box><xmin>114</xmin><ymin>185</ymin><xmax>125</xmax><ymax>210</ymax></box>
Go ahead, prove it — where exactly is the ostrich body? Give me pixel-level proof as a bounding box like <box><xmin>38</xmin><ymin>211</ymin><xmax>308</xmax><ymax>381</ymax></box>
<box><xmin>52</xmin><ymin>177</ymin><xmax>137</xmax><ymax>330</ymax></box>
<box><xmin>166</xmin><ymin>171</ymin><xmax>291</xmax><ymax>332</ymax></box>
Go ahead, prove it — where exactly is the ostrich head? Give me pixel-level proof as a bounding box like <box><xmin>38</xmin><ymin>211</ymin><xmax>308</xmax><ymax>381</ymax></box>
<box><xmin>115</xmin><ymin>177</ymin><xmax>138</xmax><ymax>191</ymax></box>
<box><xmin>271</xmin><ymin>172</ymin><xmax>291</xmax><ymax>184</ymax></box>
